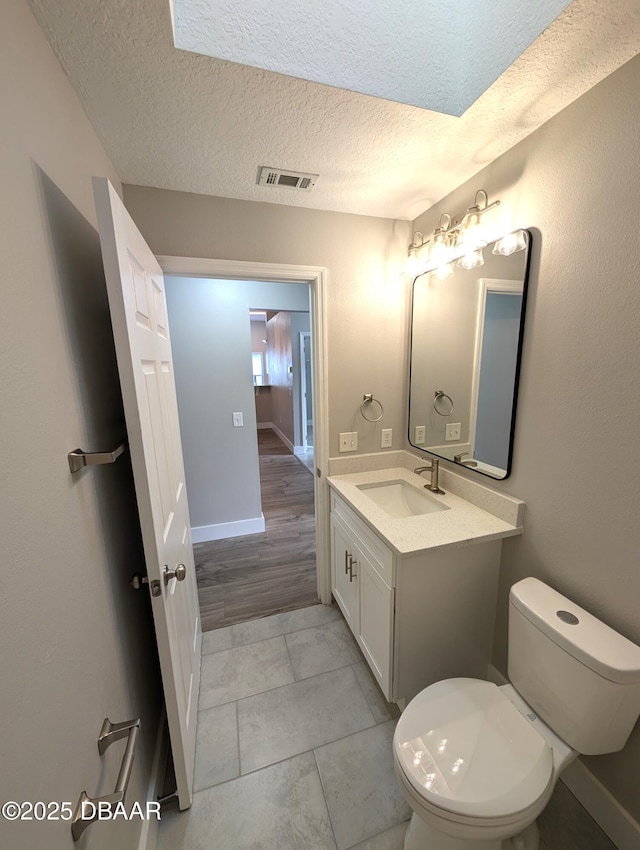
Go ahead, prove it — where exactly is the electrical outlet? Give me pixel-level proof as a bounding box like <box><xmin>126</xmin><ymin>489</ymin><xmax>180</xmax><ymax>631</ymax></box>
<box><xmin>445</xmin><ymin>422</ymin><xmax>462</xmax><ymax>441</ymax></box>
<box><xmin>381</xmin><ymin>428</ymin><xmax>392</xmax><ymax>448</ymax></box>
<box><xmin>232</xmin><ymin>412</ymin><xmax>244</xmax><ymax>427</ymax></box>
<box><xmin>414</xmin><ymin>425</ymin><xmax>426</xmax><ymax>445</ymax></box>
<box><xmin>339</xmin><ymin>431</ymin><xmax>358</xmax><ymax>453</ymax></box>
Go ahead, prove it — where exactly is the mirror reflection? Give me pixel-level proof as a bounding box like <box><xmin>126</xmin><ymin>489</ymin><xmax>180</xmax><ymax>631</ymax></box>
<box><xmin>408</xmin><ymin>230</ymin><xmax>531</xmax><ymax>479</ymax></box>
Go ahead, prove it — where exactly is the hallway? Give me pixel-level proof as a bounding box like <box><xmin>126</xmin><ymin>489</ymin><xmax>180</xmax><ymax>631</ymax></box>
<box><xmin>194</xmin><ymin>428</ymin><xmax>318</xmax><ymax>630</ymax></box>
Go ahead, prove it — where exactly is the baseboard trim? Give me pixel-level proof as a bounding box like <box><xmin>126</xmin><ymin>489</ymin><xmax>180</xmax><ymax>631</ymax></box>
<box><xmin>257</xmin><ymin>421</ymin><xmax>273</xmax><ymax>430</ymax></box>
<box><xmin>191</xmin><ymin>514</ymin><xmax>265</xmax><ymax>543</ymax></box>
<box><xmin>562</xmin><ymin>759</ymin><xmax>640</xmax><ymax>850</ymax></box>
<box><xmin>137</xmin><ymin>709</ymin><xmax>167</xmax><ymax>850</ymax></box>
<box><xmin>270</xmin><ymin>423</ymin><xmax>294</xmax><ymax>453</ymax></box>
<box><xmin>487</xmin><ymin>665</ymin><xmax>640</xmax><ymax>849</ymax></box>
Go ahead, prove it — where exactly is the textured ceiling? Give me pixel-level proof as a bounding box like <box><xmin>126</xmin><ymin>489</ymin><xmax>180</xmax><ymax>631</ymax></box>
<box><xmin>173</xmin><ymin>0</ymin><xmax>571</xmax><ymax>116</ymax></box>
<box><xmin>28</xmin><ymin>0</ymin><xmax>640</xmax><ymax>219</ymax></box>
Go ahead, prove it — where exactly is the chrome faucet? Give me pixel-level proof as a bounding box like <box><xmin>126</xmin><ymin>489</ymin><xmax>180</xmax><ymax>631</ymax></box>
<box><xmin>453</xmin><ymin>451</ymin><xmax>478</xmax><ymax>467</ymax></box>
<box><xmin>413</xmin><ymin>459</ymin><xmax>445</xmax><ymax>494</ymax></box>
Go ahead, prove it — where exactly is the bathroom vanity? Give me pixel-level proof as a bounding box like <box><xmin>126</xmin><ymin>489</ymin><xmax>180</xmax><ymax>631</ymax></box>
<box><xmin>328</xmin><ymin>462</ymin><xmax>524</xmax><ymax>703</ymax></box>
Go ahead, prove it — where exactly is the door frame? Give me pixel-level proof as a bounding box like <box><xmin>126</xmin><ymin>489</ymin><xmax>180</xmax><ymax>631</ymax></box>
<box><xmin>299</xmin><ymin>331</ymin><xmax>312</xmax><ymax>449</ymax></box>
<box><xmin>157</xmin><ymin>255</ymin><xmax>331</xmax><ymax>604</ymax></box>
<box><xmin>469</xmin><ymin>277</ymin><xmax>523</xmax><ymax>459</ymax></box>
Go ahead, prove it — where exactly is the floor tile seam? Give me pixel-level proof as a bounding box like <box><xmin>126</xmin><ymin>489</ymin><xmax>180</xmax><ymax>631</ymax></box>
<box><xmin>286</xmin><ymin>654</ymin><xmax>366</xmax><ymax>684</ymax></box>
<box><xmin>232</xmin><ymin>660</ymin><xmax>372</xmax><ymax>711</ymax></box>
<box><xmin>235</xmin><ymin>700</ymin><xmax>242</xmax><ymax>777</ymax></box>
<box><xmin>194</xmin><ymin>717</ymin><xmax>382</xmax><ymax>797</ymax></box>
<box><xmin>231</xmin><ymin>618</ymin><xmax>331</xmax><ymax>649</ymax></box>
<box><xmin>341</xmin><ymin>820</ymin><xmax>411</xmax><ymax>850</ymax></box>
<box><xmin>238</xmin><ymin>716</ymin><xmax>382</xmax><ymax>781</ymax></box>
<box><xmin>349</xmin><ymin>663</ymin><xmax>392</xmax><ymax>726</ymax></box>
<box><xmin>202</xmin><ymin>608</ymin><xmax>338</xmax><ymax>653</ymax></box>
<box><xmin>197</xmin><ymin>674</ymin><xmax>295</xmax><ymax>713</ymax></box>
<box><xmin>312</xmin><ymin>748</ymin><xmax>340</xmax><ymax>850</ymax></box>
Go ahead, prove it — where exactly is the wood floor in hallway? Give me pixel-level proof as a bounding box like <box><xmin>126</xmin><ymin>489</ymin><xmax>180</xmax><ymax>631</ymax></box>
<box><xmin>194</xmin><ymin>428</ymin><xmax>318</xmax><ymax>631</ymax></box>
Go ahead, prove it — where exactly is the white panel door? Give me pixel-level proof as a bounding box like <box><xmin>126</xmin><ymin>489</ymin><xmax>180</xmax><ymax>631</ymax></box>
<box><xmin>93</xmin><ymin>177</ymin><xmax>201</xmax><ymax>809</ymax></box>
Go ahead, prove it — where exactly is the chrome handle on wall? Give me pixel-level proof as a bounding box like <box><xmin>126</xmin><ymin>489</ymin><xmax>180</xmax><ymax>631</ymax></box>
<box><xmin>68</xmin><ymin>439</ymin><xmax>126</xmax><ymax>473</ymax></box>
<box><xmin>71</xmin><ymin>717</ymin><xmax>140</xmax><ymax>841</ymax></box>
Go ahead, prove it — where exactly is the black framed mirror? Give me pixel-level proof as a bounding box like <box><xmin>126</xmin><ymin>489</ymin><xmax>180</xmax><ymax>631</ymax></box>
<box><xmin>408</xmin><ymin>229</ymin><xmax>531</xmax><ymax>479</ymax></box>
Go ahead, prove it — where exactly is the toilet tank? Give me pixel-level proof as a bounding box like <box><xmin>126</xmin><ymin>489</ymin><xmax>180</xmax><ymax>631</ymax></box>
<box><xmin>508</xmin><ymin>578</ymin><xmax>640</xmax><ymax>755</ymax></box>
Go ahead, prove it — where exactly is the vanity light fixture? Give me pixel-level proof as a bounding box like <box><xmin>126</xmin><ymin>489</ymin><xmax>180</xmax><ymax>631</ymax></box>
<box><xmin>458</xmin><ymin>190</ymin><xmax>494</xmax><ymax>251</ymax></box>
<box><xmin>429</xmin><ymin>214</ymin><xmax>453</xmax><ymax>268</ymax></box>
<box><xmin>492</xmin><ymin>229</ymin><xmax>527</xmax><ymax>256</ymax></box>
<box><xmin>405</xmin><ymin>231</ymin><xmax>428</xmax><ymax>276</ymax></box>
<box><xmin>405</xmin><ymin>189</ymin><xmax>500</xmax><ymax>278</ymax></box>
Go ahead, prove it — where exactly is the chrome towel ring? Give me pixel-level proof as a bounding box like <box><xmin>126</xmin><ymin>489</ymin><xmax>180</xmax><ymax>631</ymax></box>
<box><xmin>433</xmin><ymin>390</ymin><xmax>454</xmax><ymax>416</ymax></box>
<box><xmin>360</xmin><ymin>394</ymin><xmax>384</xmax><ymax>422</ymax></box>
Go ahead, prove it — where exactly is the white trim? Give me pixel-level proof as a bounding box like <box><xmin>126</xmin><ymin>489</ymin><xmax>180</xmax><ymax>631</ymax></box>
<box><xmin>137</xmin><ymin>709</ymin><xmax>168</xmax><ymax>850</ymax></box>
<box><xmin>271</xmin><ymin>423</ymin><xmax>294</xmax><ymax>453</ymax></box>
<box><xmin>191</xmin><ymin>515</ymin><xmax>265</xmax><ymax>542</ymax></box>
<box><xmin>487</xmin><ymin>665</ymin><xmax>640</xmax><ymax>849</ymax></box>
<box><xmin>469</xmin><ymin>278</ymin><xmax>523</xmax><ymax>459</ymax></box>
<box><xmin>257</xmin><ymin>421</ymin><xmax>274</xmax><ymax>430</ymax></box>
<box><xmin>158</xmin><ymin>256</ymin><xmax>331</xmax><ymax>604</ymax></box>
<box><xmin>562</xmin><ymin>759</ymin><xmax>640</xmax><ymax>850</ymax></box>
<box><xmin>299</xmin><ymin>331</ymin><xmax>312</xmax><ymax>449</ymax></box>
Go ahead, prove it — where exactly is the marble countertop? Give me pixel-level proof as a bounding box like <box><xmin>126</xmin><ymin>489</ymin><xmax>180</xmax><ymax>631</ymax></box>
<box><xmin>327</xmin><ymin>466</ymin><xmax>523</xmax><ymax>556</ymax></box>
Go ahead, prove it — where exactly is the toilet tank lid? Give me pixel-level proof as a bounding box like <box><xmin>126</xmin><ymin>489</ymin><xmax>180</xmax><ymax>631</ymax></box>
<box><xmin>510</xmin><ymin>578</ymin><xmax>640</xmax><ymax>684</ymax></box>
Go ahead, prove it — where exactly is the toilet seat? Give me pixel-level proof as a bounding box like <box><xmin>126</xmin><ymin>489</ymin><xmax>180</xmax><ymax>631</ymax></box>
<box><xmin>393</xmin><ymin>678</ymin><xmax>554</xmax><ymax>824</ymax></box>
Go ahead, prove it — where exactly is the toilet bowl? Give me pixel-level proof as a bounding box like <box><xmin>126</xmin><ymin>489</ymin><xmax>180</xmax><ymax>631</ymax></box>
<box><xmin>392</xmin><ymin>578</ymin><xmax>640</xmax><ymax>850</ymax></box>
<box><xmin>393</xmin><ymin>678</ymin><xmax>573</xmax><ymax>849</ymax></box>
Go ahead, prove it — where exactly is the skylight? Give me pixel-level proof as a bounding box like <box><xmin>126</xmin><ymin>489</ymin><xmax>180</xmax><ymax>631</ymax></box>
<box><xmin>172</xmin><ymin>0</ymin><xmax>572</xmax><ymax>116</ymax></box>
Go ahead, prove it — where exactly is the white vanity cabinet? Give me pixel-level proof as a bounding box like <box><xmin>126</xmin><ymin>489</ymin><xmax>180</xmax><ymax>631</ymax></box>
<box><xmin>331</xmin><ymin>498</ymin><xmax>394</xmax><ymax>696</ymax></box>
<box><xmin>330</xmin><ymin>490</ymin><xmax>504</xmax><ymax>704</ymax></box>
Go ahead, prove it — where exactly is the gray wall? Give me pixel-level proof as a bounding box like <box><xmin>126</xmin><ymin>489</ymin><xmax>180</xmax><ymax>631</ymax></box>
<box><xmin>165</xmin><ymin>278</ymin><xmax>308</xmax><ymax>533</ymax></box>
<box><xmin>123</xmin><ymin>186</ymin><xmax>410</xmax><ymax>457</ymax></box>
<box><xmin>411</xmin><ymin>54</ymin><xmax>640</xmax><ymax>822</ymax></box>
<box><xmin>1</xmin><ymin>2</ymin><xmax>161</xmax><ymax>848</ymax></box>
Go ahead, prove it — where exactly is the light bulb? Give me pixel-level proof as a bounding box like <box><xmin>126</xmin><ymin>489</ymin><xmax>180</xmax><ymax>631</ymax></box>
<box><xmin>429</xmin><ymin>233</ymin><xmax>450</xmax><ymax>267</ymax></box>
<box><xmin>435</xmin><ymin>262</ymin><xmax>453</xmax><ymax>280</ymax></box>
<box><xmin>457</xmin><ymin>246</ymin><xmax>485</xmax><ymax>270</ymax></box>
<box><xmin>492</xmin><ymin>229</ymin><xmax>527</xmax><ymax>256</ymax></box>
<box><xmin>405</xmin><ymin>249</ymin><xmax>419</xmax><ymax>277</ymax></box>
<box><xmin>459</xmin><ymin>212</ymin><xmax>484</xmax><ymax>252</ymax></box>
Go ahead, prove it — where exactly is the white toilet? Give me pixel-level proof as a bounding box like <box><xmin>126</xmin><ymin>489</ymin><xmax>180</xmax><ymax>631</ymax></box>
<box><xmin>393</xmin><ymin>577</ymin><xmax>640</xmax><ymax>850</ymax></box>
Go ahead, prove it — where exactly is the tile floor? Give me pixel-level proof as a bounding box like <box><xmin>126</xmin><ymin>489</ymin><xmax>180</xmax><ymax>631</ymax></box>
<box><xmin>158</xmin><ymin>604</ymin><xmax>618</xmax><ymax>850</ymax></box>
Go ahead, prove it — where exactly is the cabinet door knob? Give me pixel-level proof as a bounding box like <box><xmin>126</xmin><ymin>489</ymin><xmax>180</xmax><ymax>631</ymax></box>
<box><xmin>345</xmin><ymin>551</ymin><xmax>353</xmax><ymax>575</ymax></box>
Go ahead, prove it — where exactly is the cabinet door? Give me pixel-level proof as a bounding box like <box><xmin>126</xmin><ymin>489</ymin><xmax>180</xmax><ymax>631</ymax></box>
<box><xmin>331</xmin><ymin>515</ymin><xmax>358</xmax><ymax>632</ymax></box>
<box><xmin>356</xmin><ymin>556</ymin><xmax>394</xmax><ymax>699</ymax></box>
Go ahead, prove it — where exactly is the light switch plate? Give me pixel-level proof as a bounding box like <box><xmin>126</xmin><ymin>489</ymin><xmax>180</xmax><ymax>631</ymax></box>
<box><xmin>445</xmin><ymin>422</ymin><xmax>461</xmax><ymax>441</ymax></box>
<box><xmin>232</xmin><ymin>412</ymin><xmax>244</xmax><ymax>427</ymax></box>
<box><xmin>381</xmin><ymin>428</ymin><xmax>392</xmax><ymax>448</ymax></box>
<box><xmin>339</xmin><ymin>431</ymin><xmax>358</xmax><ymax>452</ymax></box>
<box><xmin>414</xmin><ymin>425</ymin><xmax>426</xmax><ymax>444</ymax></box>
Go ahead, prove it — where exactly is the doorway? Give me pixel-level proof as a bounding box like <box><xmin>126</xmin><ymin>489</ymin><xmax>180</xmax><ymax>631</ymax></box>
<box><xmin>160</xmin><ymin>258</ymin><xmax>330</xmax><ymax>629</ymax></box>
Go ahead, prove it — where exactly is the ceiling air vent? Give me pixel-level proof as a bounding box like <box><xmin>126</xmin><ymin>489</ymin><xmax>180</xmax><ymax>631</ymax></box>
<box><xmin>258</xmin><ymin>167</ymin><xmax>318</xmax><ymax>192</ymax></box>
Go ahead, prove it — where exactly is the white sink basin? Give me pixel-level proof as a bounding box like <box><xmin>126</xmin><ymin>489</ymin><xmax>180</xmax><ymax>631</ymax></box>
<box><xmin>356</xmin><ymin>480</ymin><xmax>449</xmax><ymax>519</ymax></box>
